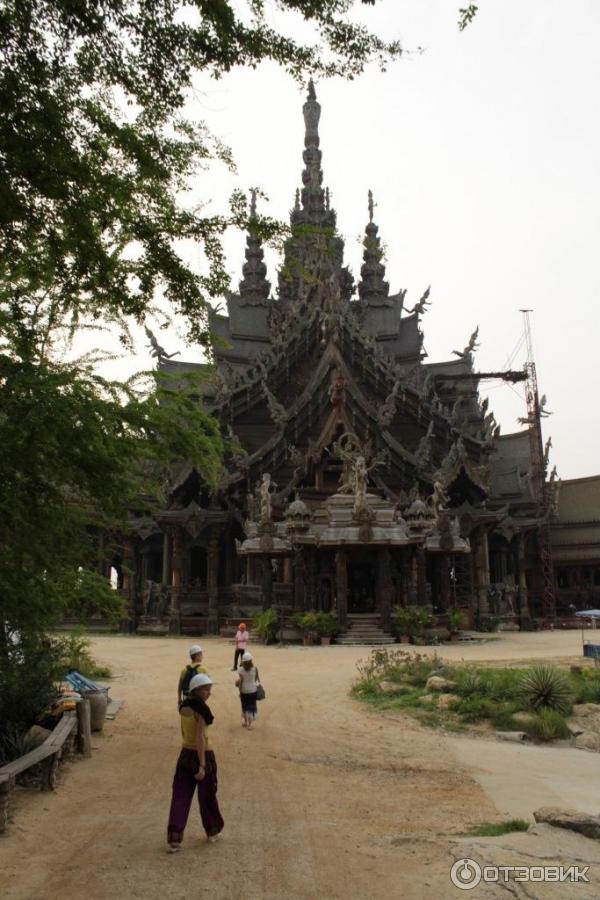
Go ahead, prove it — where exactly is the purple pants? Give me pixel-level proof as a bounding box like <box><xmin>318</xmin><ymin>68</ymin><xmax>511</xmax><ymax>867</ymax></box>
<box><xmin>167</xmin><ymin>749</ymin><xmax>224</xmax><ymax>844</ymax></box>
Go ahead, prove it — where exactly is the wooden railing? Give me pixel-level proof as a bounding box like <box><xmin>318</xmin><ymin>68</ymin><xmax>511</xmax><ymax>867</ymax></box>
<box><xmin>0</xmin><ymin>700</ymin><xmax>92</xmax><ymax>834</ymax></box>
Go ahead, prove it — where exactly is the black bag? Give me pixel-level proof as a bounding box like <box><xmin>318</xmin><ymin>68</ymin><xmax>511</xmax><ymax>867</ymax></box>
<box><xmin>256</xmin><ymin>684</ymin><xmax>266</xmax><ymax>701</ymax></box>
<box><xmin>181</xmin><ymin>664</ymin><xmax>197</xmax><ymax>695</ymax></box>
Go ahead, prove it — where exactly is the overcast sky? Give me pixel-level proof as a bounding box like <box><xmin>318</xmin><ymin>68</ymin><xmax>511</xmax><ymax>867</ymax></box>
<box><xmin>108</xmin><ymin>1</ymin><xmax>600</xmax><ymax>481</ymax></box>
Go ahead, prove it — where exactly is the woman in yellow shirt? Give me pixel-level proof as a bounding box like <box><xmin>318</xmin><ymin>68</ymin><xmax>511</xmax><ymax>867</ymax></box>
<box><xmin>166</xmin><ymin>673</ymin><xmax>224</xmax><ymax>851</ymax></box>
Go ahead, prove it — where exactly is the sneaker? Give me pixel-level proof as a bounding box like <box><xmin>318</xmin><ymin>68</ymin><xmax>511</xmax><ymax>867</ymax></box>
<box><xmin>208</xmin><ymin>832</ymin><xmax>223</xmax><ymax>843</ymax></box>
<box><xmin>167</xmin><ymin>843</ymin><xmax>181</xmax><ymax>853</ymax></box>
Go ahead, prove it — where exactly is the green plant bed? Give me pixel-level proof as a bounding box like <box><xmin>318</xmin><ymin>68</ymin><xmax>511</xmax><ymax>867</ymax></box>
<box><xmin>352</xmin><ymin>650</ymin><xmax>593</xmax><ymax>741</ymax></box>
<box><xmin>466</xmin><ymin>819</ymin><xmax>530</xmax><ymax>837</ymax></box>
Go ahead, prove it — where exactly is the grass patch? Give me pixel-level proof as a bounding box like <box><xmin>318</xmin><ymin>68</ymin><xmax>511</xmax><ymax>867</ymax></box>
<box><xmin>466</xmin><ymin>819</ymin><xmax>530</xmax><ymax>837</ymax></box>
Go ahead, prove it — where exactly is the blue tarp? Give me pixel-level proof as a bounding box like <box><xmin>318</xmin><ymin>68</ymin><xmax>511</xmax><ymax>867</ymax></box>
<box><xmin>575</xmin><ymin>610</ymin><xmax>600</xmax><ymax>619</ymax></box>
<box><xmin>64</xmin><ymin>670</ymin><xmax>109</xmax><ymax>695</ymax></box>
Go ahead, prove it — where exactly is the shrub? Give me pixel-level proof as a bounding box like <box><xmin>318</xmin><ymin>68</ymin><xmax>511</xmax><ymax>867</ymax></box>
<box><xmin>447</xmin><ymin>609</ymin><xmax>466</xmax><ymax>632</ymax></box>
<box><xmin>455</xmin><ymin>667</ymin><xmax>482</xmax><ymax>697</ymax></box>
<box><xmin>572</xmin><ymin>669</ymin><xmax>600</xmax><ymax>704</ymax></box>
<box><xmin>354</xmin><ymin>648</ymin><xmax>442</xmax><ymax>689</ymax></box>
<box><xmin>57</xmin><ymin>627</ymin><xmax>111</xmax><ymax>679</ymax></box>
<box><xmin>391</xmin><ymin>605</ymin><xmax>433</xmax><ymax>639</ymax></box>
<box><xmin>0</xmin><ymin>629</ymin><xmax>63</xmax><ymax>764</ymax></box>
<box><xmin>476</xmin><ymin>615</ymin><xmax>500</xmax><ymax>633</ymax></box>
<box><xmin>252</xmin><ymin>608</ymin><xmax>279</xmax><ymax>644</ymax></box>
<box><xmin>525</xmin><ymin>708</ymin><xmax>570</xmax><ymax>742</ymax></box>
<box><xmin>519</xmin><ymin>665</ymin><xmax>573</xmax><ymax>715</ymax></box>
<box><xmin>314</xmin><ymin>611</ymin><xmax>339</xmax><ymax>638</ymax></box>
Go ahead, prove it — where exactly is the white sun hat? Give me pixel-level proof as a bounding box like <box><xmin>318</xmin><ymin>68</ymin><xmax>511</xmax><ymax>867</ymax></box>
<box><xmin>188</xmin><ymin>673</ymin><xmax>215</xmax><ymax>692</ymax></box>
<box><xmin>189</xmin><ymin>644</ymin><xmax>203</xmax><ymax>656</ymax></box>
<box><xmin>242</xmin><ymin>652</ymin><xmax>253</xmax><ymax>662</ymax></box>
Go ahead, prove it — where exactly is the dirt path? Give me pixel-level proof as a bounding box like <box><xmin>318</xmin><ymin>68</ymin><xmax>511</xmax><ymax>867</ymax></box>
<box><xmin>0</xmin><ymin>632</ymin><xmax>592</xmax><ymax>899</ymax></box>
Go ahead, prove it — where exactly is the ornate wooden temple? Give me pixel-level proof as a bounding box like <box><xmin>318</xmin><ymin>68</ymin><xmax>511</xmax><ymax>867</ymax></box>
<box><xmin>117</xmin><ymin>83</ymin><xmax>559</xmax><ymax>636</ymax></box>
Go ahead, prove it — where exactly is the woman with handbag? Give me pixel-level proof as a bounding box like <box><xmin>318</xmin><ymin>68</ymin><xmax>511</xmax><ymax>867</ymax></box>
<box><xmin>235</xmin><ymin>652</ymin><xmax>263</xmax><ymax>729</ymax></box>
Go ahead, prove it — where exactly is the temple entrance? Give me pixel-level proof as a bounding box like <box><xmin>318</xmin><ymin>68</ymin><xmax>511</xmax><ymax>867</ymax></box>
<box><xmin>348</xmin><ymin>560</ymin><xmax>377</xmax><ymax>613</ymax></box>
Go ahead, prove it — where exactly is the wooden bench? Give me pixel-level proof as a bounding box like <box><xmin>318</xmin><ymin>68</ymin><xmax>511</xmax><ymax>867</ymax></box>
<box><xmin>0</xmin><ymin>710</ymin><xmax>80</xmax><ymax>833</ymax></box>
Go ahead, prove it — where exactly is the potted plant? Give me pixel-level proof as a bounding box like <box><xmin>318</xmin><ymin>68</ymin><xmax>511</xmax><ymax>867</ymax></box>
<box><xmin>391</xmin><ymin>606</ymin><xmax>434</xmax><ymax>643</ymax></box>
<box><xmin>292</xmin><ymin>611</ymin><xmax>318</xmax><ymax>645</ymax></box>
<box><xmin>447</xmin><ymin>608</ymin><xmax>466</xmax><ymax>642</ymax></box>
<box><xmin>314</xmin><ymin>611</ymin><xmax>339</xmax><ymax>646</ymax></box>
<box><xmin>252</xmin><ymin>607</ymin><xmax>279</xmax><ymax>644</ymax></box>
<box><xmin>391</xmin><ymin>606</ymin><xmax>414</xmax><ymax>643</ymax></box>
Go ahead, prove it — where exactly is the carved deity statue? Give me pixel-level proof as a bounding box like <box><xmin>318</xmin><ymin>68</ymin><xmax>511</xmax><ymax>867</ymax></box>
<box><xmin>431</xmin><ymin>480</ymin><xmax>449</xmax><ymax>517</ymax></box>
<box><xmin>353</xmin><ymin>455</ymin><xmax>369</xmax><ymax>516</ymax></box>
<box><xmin>259</xmin><ymin>473</ymin><xmax>275</xmax><ymax>524</ymax></box>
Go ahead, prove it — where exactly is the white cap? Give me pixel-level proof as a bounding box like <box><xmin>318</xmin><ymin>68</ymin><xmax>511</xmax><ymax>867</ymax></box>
<box><xmin>242</xmin><ymin>652</ymin><xmax>253</xmax><ymax>662</ymax></box>
<box><xmin>189</xmin><ymin>644</ymin><xmax>203</xmax><ymax>657</ymax></box>
<box><xmin>188</xmin><ymin>673</ymin><xmax>215</xmax><ymax>692</ymax></box>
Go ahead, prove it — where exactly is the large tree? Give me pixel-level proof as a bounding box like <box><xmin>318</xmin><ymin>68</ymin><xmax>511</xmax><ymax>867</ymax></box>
<box><xmin>0</xmin><ymin>1</ymin><xmax>403</xmax><ymax>640</ymax></box>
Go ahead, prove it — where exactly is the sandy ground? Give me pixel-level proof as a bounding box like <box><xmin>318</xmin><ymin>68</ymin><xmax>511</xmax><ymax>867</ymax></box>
<box><xmin>1</xmin><ymin>631</ymin><xmax>599</xmax><ymax>900</ymax></box>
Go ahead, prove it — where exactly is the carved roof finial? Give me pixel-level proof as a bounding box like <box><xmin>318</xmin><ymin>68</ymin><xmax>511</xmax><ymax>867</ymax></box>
<box><xmin>358</xmin><ymin>193</ymin><xmax>389</xmax><ymax>306</ymax></box>
<box><xmin>307</xmin><ymin>78</ymin><xmax>316</xmax><ymax>101</ymax></box>
<box><xmin>238</xmin><ymin>189</ymin><xmax>270</xmax><ymax>305</ymax></box>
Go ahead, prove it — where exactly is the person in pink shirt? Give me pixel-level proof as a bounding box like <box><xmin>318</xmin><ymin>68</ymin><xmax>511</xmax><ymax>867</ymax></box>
<box><xmin>231</xmin><ymin>623</ymin><xmax>249</xmax><ymax>670</ymax></box>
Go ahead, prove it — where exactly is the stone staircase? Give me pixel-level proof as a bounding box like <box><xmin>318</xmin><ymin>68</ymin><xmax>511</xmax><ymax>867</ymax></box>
<box><xmin>336</xmin><ymin>613</ymin><xmax>396</xmax><ymax>646</ymax></box>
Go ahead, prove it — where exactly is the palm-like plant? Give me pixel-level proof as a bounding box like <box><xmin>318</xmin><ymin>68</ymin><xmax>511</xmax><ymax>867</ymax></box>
<box><xmin>519</xmin><ymin>665</ymin><xmax>573</xmax><ymax>715</ymax></box>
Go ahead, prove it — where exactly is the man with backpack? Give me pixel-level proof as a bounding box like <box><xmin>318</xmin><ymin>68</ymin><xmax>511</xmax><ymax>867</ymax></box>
<box><xmin>177</xmin><ymin>645</ymin><xmax>208</xmax><ymax>707</ymax></box>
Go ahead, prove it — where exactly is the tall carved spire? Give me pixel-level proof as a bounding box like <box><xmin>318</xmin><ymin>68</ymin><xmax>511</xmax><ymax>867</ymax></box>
<box><xmin>289</xmin><ymin>80</ymin><xmax>336</xmax><ymax>229</ymax></box>
<box><xmin>358</xmin><ymin>190</ymin><xmax>389</xmax><ymax>306</ymax></box>
<box><xmin>238</xmin><ymin>189</ymin><xmax>270</xmax><ymax>305</ymax></box>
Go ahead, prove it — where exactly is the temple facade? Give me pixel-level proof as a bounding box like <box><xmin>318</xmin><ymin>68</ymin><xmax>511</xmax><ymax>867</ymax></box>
<box><xmin>112</xmin><ymin>83</ymin><xmax>560</xmax><ymax>637</ymax></box>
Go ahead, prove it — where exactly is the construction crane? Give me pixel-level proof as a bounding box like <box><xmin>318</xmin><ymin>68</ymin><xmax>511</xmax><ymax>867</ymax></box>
<box><xmin>520</xmin><ymin>309</ymin><xmax>556</xmax><ymax>621</ymax></box>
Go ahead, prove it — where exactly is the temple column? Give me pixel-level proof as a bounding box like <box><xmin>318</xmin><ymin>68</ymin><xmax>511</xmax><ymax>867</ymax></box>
<box><xmin>518</xmin><ymin>533</ymin><xmax>531</xmax><ymax>621</ymax></box>
<box><xmin>438</xmin><ymin>554</ymin><xmax>450</xmax><ymax>612</ymax></box>
<box><xmin>416</xmin><ymin>546</ymin><xmax>428</xmax><ymax>606</ymax></box>
<box><xmin>376</xmin><ymin>547</ymin><xmax>393</xmax><ymax>630</ymax></box>
<box><xmin>335</xmin><ymin>550</ymin><xmax>348</xmax><ymax>628</ymax></box>
<box><xmin>169</xmin><ymin>527</ymin><xmax>184</xmax><ymax>634</ymax></box>
<box><xmin>207</xmin><ymin>536</ymin><xmax>220</xmax><ymax>634</ymax></box>
<box><xmin>262</xmin><ymin>557</ymin><xmax>273</xmax><ymax>610</ymax></box>
<box><xmin>293</xmin><ymin>551</ymin><xmax>306</xmax><ymax>610</ymax></box>
<box><xmin>119</xmin><ymin>538</ymin><xmax>136</xmax><ymax>633</ymax></box>
<box><xmin>473</xmin><ymin>527</ymin><xmax>490</xmax><ymax>616</ymax></box>
<box><xmin>283</xmin><ymin>557</ymin><xmax>292</xmax><ymax>583</ymax></box>
<box><xmin>161</xmin><ymin>532</ymin><xmax>171</xmax><ymax>586</ymax></box>
<box><xmin>401</xmin><ymin>551</ymin><xmax>412</xmax><ymax>606</ymax></box>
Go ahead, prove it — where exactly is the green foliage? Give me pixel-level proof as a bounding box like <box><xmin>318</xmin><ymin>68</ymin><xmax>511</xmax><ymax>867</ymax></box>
<box><xmin>447</xmin><ymin>608</ymin><xmax>466</xmax><ymax>632</ymax></box>
<box><xmin>292</xmin><ymin>611</ymin><xmax>319</xmax><ymax>636</ymax></box>
<box><xmin>57</xmin><ymin>628</ymin><xmax>111</xmax><ymax>679</ymax></box>
<box><xmin>0</xmin><ymin>351</ymin><xmax>224</xmax><ymax>635</ymax></box>
<box><xmin>458</xmin><ymin>5</ymin><xmax>479</xmax><ymax>32</ymax></box>
<box><xmin>524</xmin><ymin>708</ymin><xmax>570</xmax><ymax>742</ymax></box>
<box><xmin>571</xmin><ymin>668</ymin><xmax>600</xmax><ymax>704</ymax></box>
<box><xmin>391</xmin><ymin>605</ymin><xmax>433</xmax><ymax>639</ymax></box>
<box><xmin>354</xmin><ymin>648</ymin><xmax>441</xmax><ymax>690</ymax></box>
<box><xmin>0</xmin><ymin>630</ymin><xmax>63</xmax><ymax>758</ymax></box>
<box><xmin>476</xmin><ymin>615</ymin><xmax>500</xmax><ymax>633</ymax></box>
<box><xmin>519</xmin><ymin>665</ymin><xmax>573</xmax><ymax>715</ymax></box>
<box><xmin>252</xmin><ymin>607</ymin><xmax>279</xmax><ymax>644</ymax></box>
<box><xmin>467</xmin><ymin>820</ymin><xmax>530</xmax><ymax>837</ymax></box>
<box><xmin>0</xmin><ymin>0</ymin><xmax>402</xmax><ymax>342</ymax></box>
<box><xmin>314</xmin><ymin>611</ymin><xmax>339</xmax><ymax>638</ymax></box>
